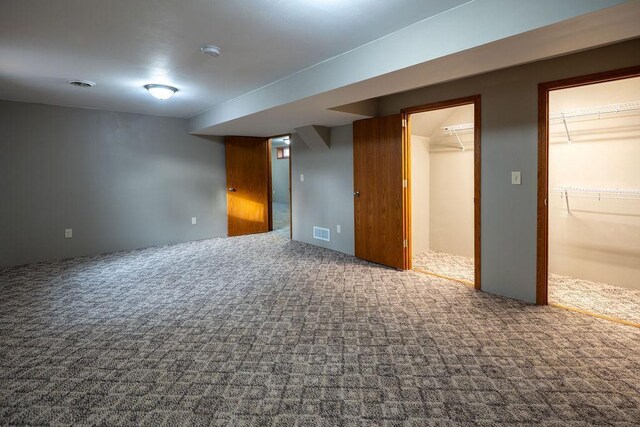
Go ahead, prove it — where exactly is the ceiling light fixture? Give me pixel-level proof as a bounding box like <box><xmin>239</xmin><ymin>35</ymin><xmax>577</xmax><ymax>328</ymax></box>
<box><xmin>144</xmin><ymin>84</ymin><xmax>178</xmax><ymax>100</ymax></box>
<box><xmin>201</xmin><ymin>45</ymin><xmax>221</xmax><ymax>57</ymax></box>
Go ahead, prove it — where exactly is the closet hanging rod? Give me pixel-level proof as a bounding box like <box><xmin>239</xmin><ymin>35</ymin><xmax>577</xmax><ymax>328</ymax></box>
<box><xmin>550</xmin><ymin>100</ymin><xmax>640</xmax><ymax>121</ymax></box>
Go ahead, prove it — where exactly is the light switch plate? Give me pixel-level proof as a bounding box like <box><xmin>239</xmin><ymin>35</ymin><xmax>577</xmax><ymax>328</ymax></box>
<box><xmin>191</xmin><ymin>217</ymin><xmax>197</xmax><ymax>225</ymax></box>
<box><xmin>511</xmin><ymin>171</ymin><xmax>521</xmax><ymax>185</ymax></box>
<box><xmin>64</xmin><ymin>229</ymin><xmax>72</xmax><ymax>238</ymax></box>
<box><xmin>336</xmin><ymin>225</ymin><xmax>341</xmax><ymax>234</ymax></box>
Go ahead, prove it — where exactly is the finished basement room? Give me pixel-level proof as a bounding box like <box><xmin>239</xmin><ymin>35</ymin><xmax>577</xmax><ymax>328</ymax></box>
<box><xmin>1</xmin><ymin>1</ymin><xmax>640</xmax><ymax>425</ymax></box>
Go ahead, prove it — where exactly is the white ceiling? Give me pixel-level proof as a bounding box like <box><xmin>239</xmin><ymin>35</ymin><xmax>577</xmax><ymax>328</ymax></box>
<box><xmin>411</xmin><ymin>109</ymin><xmax>458</xmax><ymax>139</ymax></box>
<box><xmin>411</xmin><ymin>104</ymin><xmax>475</xmax><ymax>151</ymax></box>
<box><xmin>0</xmin><ymin>0</ymin><xmax>469</xmax><ymax>118</ymax></box>
<box><xmin>187</xmin><ymin>0</ymin><xmax>640</xmax><ymax>136</ymax></box>
<box><xmin>187</xmin><ymin>1</ymin><xmax>640</xmax><ymax>136</ymax></box>
<box><xmin>412</xmin><ymin>105</ymin><xmax>470</xmax><ymax>136</ymax></box>
<box><xmin>550</xmin><ymin>76</ymin><xmax>640</xmax><ymax>113</ymax></box>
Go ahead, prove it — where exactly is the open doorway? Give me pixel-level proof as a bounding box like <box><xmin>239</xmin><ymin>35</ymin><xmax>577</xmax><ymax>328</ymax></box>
<box><xmin>269</xmin><ymin>135</ymin><xmax>291</xmax><ymax>235</ymax></box>
<box><xmin>225</xmin><ymin>135</ymin><xmax>291</xmax><ymax>238</ymax></box>
<box><xmin>405</xmin><ymin>97</ymin><xmax>481</xmax><ymax>287</ymax></box>
<box><xmin>539</xmin><ymin>69</ymin><xmax>640</xmax><ymax>324</ymax></box>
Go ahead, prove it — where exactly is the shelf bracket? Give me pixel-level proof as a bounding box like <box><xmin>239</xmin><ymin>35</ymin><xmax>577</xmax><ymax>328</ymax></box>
<box><xmin>451</xmin><ymin>128</ymin><xmax>465</xmax><ymax>151</ymax></box>
<box><xmin>562</xmin><ymin>114</ymin><xmax>572</xmax><ymax>144</ymax></box>
<box><xmin>562</xmin><ymin>189</ymin><xmax>571</xmax><ymax>215</ymax></box>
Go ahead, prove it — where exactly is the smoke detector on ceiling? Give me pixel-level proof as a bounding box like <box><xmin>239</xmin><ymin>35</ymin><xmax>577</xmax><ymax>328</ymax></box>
<box><xmin>67</xmin><ymin>79</ymin><xmax>96</xmax><ymax>88</ymax></box>
<box><xmin>201</xmin><ymin>45</ymin><xmax>221</xmax><ymax>57</ymax></box>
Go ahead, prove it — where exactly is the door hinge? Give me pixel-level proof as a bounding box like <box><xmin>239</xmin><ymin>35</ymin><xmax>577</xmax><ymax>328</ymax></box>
<box><xmin>403</xmin><ymin>179</ymin><xmax>408</xmax><ymax>188</ymax></box>
<box><xmin>403</xmin><ymin>239</ymin><xmax>408</xmax><ymax>248</ymax></box>
<box><xmin>402</xmin><ymin>118</ymin><xmax>407</xmax><ymax>128</ymax></box>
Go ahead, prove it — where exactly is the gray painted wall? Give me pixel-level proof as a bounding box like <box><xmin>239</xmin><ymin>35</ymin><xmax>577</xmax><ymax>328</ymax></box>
<box><xmin>0</xmin><ymin>101</ymin><xmax>227</xmax><ymax>267</ymax></box>
<box><xmin>291</xmin><ymin>125</ymin><xmax>354</xmax><ymax>255</ymax></box>
<box><xmin>271</xmin><ymin>147</ymin><xmax>289</xmax><ymax>204</ymax></box>
<box><xmin>291</xmin><ymin>39</ymin><xmax>640</xmax><ymax>303</ymax></box>
<box><xmin>378</xmin><ymin>39</ymin><xmax>640</xmax><ymax>303</ymax></box>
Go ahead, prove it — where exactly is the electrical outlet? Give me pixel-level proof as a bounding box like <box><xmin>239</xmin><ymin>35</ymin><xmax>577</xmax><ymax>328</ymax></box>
<box><xmin>191</xmin><ymin>217</ymin><xmax>197</xmax><ymax>225</ymax></box>
<box><xmin>511</xmin><ymin>171</ymin><xmax>521</xmax><ymax>185</ymax></box>
<box><xmin>336</xmin><ymin>225</ymin><xmax>341</xmax><ymax>233</ymax></box>
<box><xmin>64</xmin><ymin>229</ymin><xmax>72</xmax><ymax>238</ymax></box>
<box><xmin>300</xmin><ymin>174</ymin><xmax>304</xmax><ymax>182</ymax></box>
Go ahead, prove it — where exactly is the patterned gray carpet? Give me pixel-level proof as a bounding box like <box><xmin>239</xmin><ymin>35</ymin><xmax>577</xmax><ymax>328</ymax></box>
<box><xmin>413</xmin><ymin>250</ymin><xmax>475</xmax><ymax>284</ymax></box>
<box><xmin>2</xmin><ymin>233</ymin><xmax>640</xmax><ymax>426</ymax></box>
<box><xmin>414</xmin><ymin>250</ymin><xmax>640</xmax><ymax>325</ymax></box>
<box><xmin>549</xmin><ymin>273</ymin><xmax>640</xmax><ymax>324</ymax></box>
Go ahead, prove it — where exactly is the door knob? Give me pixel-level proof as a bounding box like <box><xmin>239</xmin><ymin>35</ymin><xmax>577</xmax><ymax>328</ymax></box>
<box><xmin>353</xmin><ymin>191</ymin><xmax>360</xmax><ymax>197</ymax></box>
<box><xmin>228</xmin><ymin>187</ymin><xmax>236</xmax><ymax>192</ymax></box>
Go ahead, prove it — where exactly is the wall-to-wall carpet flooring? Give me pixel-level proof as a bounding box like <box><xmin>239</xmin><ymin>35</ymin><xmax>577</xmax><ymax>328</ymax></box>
<box><xmin>2</xmin><ymin>232</ymin><xmax>640</xmax><ymax>425</ymax></box>
<box><xmin>413</xmin><ymin>249</ymin><xmax>640</xmax><ymax>325</ymax></box>
<box><xmin>548</xmin><ymin>273</ymin><xmax>640</xmax><ymax>325</ymax></box>
<box><xmin>413</xmin><ymin>251</ymin><xmax>475</xmax><ymax>284</ymax></box>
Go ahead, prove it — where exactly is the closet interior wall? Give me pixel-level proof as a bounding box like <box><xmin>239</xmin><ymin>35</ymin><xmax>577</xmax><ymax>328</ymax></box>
<box><xmin>411</xmin><ymin>104</ymin><xmax>475</xmax><ymax>259</ymax></box>
<box><xmin>548</xmin><ymin>76</ymin><xmax>640</xmax><ymax>291</ymax></box>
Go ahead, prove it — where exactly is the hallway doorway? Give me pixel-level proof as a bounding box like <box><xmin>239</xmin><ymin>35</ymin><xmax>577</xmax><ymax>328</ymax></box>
<box><xmin>270</xmin><ymin>135</ymin><xmax>291</xmax><ymax>236</ymax></box>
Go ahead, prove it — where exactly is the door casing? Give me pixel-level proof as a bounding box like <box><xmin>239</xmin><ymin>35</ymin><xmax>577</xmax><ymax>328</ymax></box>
<box><xmin>402</xmin><ymin>95</ymin><xmax>482</xmax><ymax>290</ymax></box>
<box><xmin>536</xmin><ymin>66</ymin><xmax>640</xmax><ymax>305</ymax></box>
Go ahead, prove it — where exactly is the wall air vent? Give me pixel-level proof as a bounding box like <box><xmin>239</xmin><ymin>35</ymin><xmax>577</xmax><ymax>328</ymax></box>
<box><xmin>313</xmin><ymin>226</ymin><xmax>330</xmax><ymax>242</ymax></box>
<box><xmin>67</xmin><ymin>80</ymin><xmax>96</xmax><ymax>88</ymax></box>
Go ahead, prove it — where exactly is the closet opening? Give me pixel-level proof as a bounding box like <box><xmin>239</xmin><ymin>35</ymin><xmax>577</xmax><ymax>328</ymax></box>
<box><xmin>269</xmin><ymin>135</ymin><xmax>292</xmax><ymax>237</ymax></box>
<box><xmin>403</xmin><ymin>96</ymin><xmax>481</xmax><ymax>288</ymax></box>
<box><xmin>538</xmin><ymin>67</ymin><xmax>640</xmax><ymax>324</ymax></box>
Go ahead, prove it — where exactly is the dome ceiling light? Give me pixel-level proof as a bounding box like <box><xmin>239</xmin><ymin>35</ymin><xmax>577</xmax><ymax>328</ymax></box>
<box><xmin>144</xmin><ymin>84</ymin><xmax>178</xmax><ymax>100</ymax></box>
<box><xmin>201</xmin><ymin>45</ymin><xmax>221</xmax><ymax>57</ymax></box>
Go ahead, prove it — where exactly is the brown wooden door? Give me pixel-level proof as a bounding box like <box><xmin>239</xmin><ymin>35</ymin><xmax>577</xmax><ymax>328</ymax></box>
<box><xmin>225</xmin><ymin>136</ymin><xmax>272</xmax><ymax>236</ymax></box>
<box><xmin>353</xmin><ymin>114</ymin><xmax>406</xmax><ymax>269</ymax></box>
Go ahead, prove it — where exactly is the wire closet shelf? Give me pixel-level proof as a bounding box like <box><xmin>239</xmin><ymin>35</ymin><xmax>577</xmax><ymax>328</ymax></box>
<box><xmin>550</xmin><ymin>101</ymin><xmax>640</xmax><ymax>121</ymax></box>
<box><xmin>550</xmin><ymin>100</ymin><xmax>640</xmax><ymax>144</ymax></box>
<box><xmin>553</xmin><ymin>186</ymin><xmax>640</xmax><ymax>214</ymax></box>
<box><xmin>441</xmin><ymin>122</ymin><xmax>474</xmax><ymax>151</ymax></box>
<box><xmin>553</xmin><ymin>186</ymin><xmax>640</xmax><ymax>199</ymax></box>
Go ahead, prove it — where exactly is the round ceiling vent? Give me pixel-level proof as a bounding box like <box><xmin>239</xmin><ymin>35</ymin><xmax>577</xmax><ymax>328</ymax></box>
<box><xmin>67</xmin><ymin>80</ymin><xmax>96</xmax><ymax>88</ymax></box>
